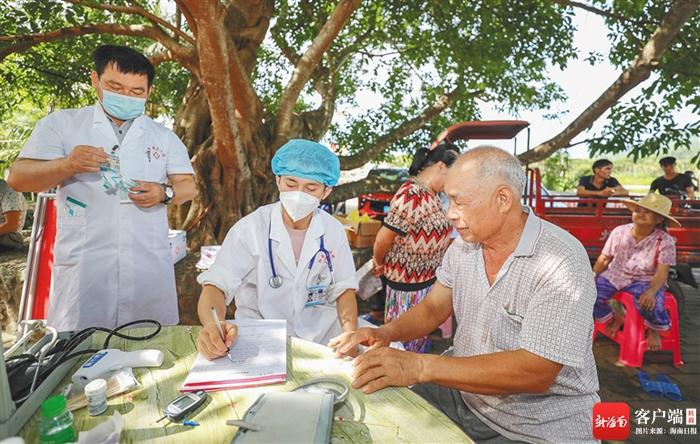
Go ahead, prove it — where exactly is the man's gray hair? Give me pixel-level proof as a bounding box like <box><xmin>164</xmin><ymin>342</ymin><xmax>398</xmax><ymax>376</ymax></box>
<box><xmin>461</xmin><ymin>146</ymin><xmax>526</xmax><ymax>196</ymax></box>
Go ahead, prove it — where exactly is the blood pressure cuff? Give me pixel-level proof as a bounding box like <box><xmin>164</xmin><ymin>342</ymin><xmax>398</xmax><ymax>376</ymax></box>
<box><xmin>7</xmin><ymin>338</ymin><xmax>71</xmax><ymax>401</ymax></box>
<box><xmin>231</xmin><ymin>392</ymin><xmax>334</xmax><ymax>444</ymax></box>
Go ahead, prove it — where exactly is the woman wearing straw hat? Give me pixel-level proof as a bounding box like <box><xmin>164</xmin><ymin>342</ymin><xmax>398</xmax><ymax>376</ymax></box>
<box><xmin>592</xmin><ymin>193</ymin><xmax>681</xmax><ymax>351</ymax></box>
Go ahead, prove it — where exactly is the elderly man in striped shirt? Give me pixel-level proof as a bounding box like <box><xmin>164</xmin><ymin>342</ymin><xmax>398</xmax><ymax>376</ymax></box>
<box><xmin>330</xmin><ymin>147</ymin><xmax>600</xmax><ymax>444</ymax></box>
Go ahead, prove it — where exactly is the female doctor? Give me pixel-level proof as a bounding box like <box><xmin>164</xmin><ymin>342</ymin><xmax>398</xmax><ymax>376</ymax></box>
<box><xmin>196</xmin><ymin>139</ymin><xmax>359</xmax><ymax>360</ymax></box>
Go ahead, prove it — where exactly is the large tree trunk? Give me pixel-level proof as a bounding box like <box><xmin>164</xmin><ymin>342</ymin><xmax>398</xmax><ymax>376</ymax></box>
<box><xmin>170</xmin><ymin>79</ymin><xmax>278</xmax><ymax>245</ymax></box>
<box><xmin>170</xmin><ymin>0</ymin><xmax>279</xmax><ymax>246</ymax></box>
<box><xmin>170</xmin><ymin>0</ymin><xmax>362</xmax><ymax>247</ymax></box>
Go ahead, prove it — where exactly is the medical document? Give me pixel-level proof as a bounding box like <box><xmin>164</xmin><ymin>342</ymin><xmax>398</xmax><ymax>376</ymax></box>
<box><xmin>182</xmin><ymin>319</ymin><xmax>287</xmax><ymax>392</ymax></box>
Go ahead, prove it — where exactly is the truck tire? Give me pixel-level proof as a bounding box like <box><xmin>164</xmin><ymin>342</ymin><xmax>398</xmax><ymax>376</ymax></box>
<box><xmin>666</xmin><ymin>279</ymin><xmax>686</xmax><ymax>315</ymax></box>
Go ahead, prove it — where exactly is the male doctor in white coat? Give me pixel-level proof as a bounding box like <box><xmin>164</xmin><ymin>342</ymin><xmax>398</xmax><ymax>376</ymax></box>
<box><xmin>196</xmin><ymin>139</ymin><xmax>359</xmax><ymax>360</ymax></box>
<box><xmin>8</xmin><ymin>45</ymin><xmax>196</xmax><ymax>331</ymax></box>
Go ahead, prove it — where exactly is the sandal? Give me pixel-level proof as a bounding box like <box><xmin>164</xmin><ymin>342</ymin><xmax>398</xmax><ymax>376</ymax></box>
<box><xmin>655</xmin><ymin>374</ymin><xmax>682</xmax><ymax>401</ymax></box>
<box><xmin>637</xmin><ymin>371</ymin><xmax>663</xmax><ymax>399</ymax></box>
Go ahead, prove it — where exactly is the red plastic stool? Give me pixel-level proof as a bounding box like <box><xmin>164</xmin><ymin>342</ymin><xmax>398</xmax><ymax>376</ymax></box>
<box><xmin>593</xmin><ymin>291</ymin><xmax>683</xmax><ymax>367</ymax></box>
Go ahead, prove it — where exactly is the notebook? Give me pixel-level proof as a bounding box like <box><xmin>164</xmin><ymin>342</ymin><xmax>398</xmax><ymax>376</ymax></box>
<box><xmin>182</xmin><ymin>319</ymin><xmax>287</xmax><ymax>392</ymax></box>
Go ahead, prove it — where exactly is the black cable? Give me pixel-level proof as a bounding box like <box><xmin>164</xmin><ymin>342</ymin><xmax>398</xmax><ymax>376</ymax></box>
<box><xmin>101</xmin><ymin>319</ymin><xmax>162</xmax><ymax>348</ymax></box>
<box><xmin>10</xmin><ymin>319</ymin><xmax>161</xmax><ymax>403</ymax></box>
<box><xmin>37</xmin><ymin>319</ymin><xmax>161</xmax><ymax>382</ymax></box>
<box><xmin>6</xmin><ymin>353</ymin><xmax>39</xmax><ymax>363</ymax></box>
<box><xmin>53</xmin><ymin>320</ymin><xmax>163</xmax><ymax>364</ymax></box>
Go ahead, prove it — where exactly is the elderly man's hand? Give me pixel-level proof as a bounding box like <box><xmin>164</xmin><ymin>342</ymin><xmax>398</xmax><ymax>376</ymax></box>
<box><xmin>129</xmin><ymin>181</ymin><xmax>165</xmax><ymax>208</ymax></box>
<box><xmin>638</xmin><ymin>289</ymin><xmax>656</xmax><ymax>312</ymax></box>
<box><xmin>328</xmin><ymin>327</ymin><xmax>390</xmax><ymax>356</ymax></box>
<box><xmin>352</xmin><ymin>347</ymin><xmax>424</xmax><ymax>393</ymax></box>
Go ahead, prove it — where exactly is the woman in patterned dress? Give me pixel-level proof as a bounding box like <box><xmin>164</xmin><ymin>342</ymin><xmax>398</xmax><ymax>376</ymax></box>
<box><xmin>371</xmin><ymin>142</ymin><xmax>459</xmax><ymax>352</ymax></box>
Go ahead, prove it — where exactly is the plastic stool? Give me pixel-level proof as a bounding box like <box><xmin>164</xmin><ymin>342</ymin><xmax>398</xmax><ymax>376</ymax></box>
<box><xmin>593</xmin><ymin>291</ymin><xmax>683</xmax><ymax>367</ymax></box>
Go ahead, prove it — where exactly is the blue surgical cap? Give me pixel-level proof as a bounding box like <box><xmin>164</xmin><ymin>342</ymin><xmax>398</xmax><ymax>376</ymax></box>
<box><xmin>271</xmin><ymin>139</ymin><xmax>340</xmax><ymax>186</ymax></box>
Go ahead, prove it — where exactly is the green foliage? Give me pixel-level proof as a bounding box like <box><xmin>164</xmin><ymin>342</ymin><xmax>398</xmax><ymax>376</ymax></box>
<box><xmin>1</xmin><ymin>0</ymin><xmax>697</xmax><ymax>167</ymax></box>
<box><xmin>0</xmin><ymin>100</ymin><xmax>45</xmax><ymax>178</ymax></box>
<box><xmin>262</xmin><ymin>0</ymin><xmax>576</xmax><ymax>155</ymax></box>
<box><xmin>586</xmin><ymin>0</ymin><xmax>700</xmax><ymax>165</ymax></box>
<box><xmin>538</xmin><ymin>151</ymin><xmax>579</xmax><ymax>191</ymax></box>
<box><xmin>0</xmin><ymin>0</ymin><xmax>190</xmax><ymax>123</ymax></box>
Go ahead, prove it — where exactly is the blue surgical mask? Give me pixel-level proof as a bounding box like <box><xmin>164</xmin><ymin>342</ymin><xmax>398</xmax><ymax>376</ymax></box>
<box><xmin>99</xmin><ymin>82</ymin><xmax>147</xmax><ymax>120</ymax></box>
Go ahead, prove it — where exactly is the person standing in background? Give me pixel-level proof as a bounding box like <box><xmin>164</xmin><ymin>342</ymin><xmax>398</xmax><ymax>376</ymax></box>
<box><xmin>7</xmin><ymin>45</ymin><xmax>196</xmax><ymax>331</ymax></box>
<box><xmin>371</xmin><ymin>142</ymin><xmax>459</xmax><ymax>353</ymax></box>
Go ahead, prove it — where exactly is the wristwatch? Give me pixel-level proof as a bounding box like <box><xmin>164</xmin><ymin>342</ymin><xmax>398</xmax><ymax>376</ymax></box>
<box><xmin>161</xmin><ymin>184</ymin><xmax>174</xmax><ymax>205</ymax></box>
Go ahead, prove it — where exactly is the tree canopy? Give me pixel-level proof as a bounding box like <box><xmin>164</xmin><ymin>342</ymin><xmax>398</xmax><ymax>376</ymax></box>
<box><xmin>1</xmin><ymin>0</ymin><xmax>698</xmax><ymax>244</ymax></box>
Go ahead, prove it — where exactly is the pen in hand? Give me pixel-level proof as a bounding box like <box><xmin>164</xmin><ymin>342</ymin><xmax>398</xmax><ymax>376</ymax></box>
<box><xmin>210</xmin><ymin>306</ymin><xmax>234</xmax><ymax>362</ymax></box>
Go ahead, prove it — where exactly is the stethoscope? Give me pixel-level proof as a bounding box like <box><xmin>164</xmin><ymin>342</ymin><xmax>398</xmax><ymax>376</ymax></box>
<box><xmin>268</xmin><ymin>223</ymin><xmax>335</xmax><ymax>288</ymax></box>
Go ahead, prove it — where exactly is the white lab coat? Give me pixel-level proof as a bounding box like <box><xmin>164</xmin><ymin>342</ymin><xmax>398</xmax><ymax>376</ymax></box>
<box><xmin>197</xmin><ymin>202</ymin><xmax>358</xmax><ymax>344</ymax></box>
<box><xmin>19</xmin><ymin>104</ymin><xmax>194</xmax><ymax>331</ymax></box>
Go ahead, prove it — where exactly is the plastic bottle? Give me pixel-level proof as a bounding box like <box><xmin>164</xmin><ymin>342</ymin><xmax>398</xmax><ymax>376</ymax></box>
<box><xmin>84</xmin><ymin>378</ymin><xmax>108</xmax><ymax>416</ymax></box>
<box><xmin>38</xmin><ymin>395</ymin><xmax>76</xmax><ymax>444</ymax></box>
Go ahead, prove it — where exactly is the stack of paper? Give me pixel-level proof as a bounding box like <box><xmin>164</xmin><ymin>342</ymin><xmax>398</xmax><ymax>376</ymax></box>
<box><xmin>182</xmin><ymin>319</ymin><xmax>287</xmax><ymax>392</ymax></box>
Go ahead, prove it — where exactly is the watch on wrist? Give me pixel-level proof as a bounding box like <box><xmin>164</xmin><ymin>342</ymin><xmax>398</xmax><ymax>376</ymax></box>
<box><xmin>162</xmin><ymin>184</ymin><xmax>174</xmax><ymax>205</ymax></box>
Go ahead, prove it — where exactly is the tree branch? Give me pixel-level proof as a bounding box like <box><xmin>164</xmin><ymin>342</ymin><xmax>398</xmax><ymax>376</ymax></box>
<box><xmin>9</xmin><ymin>60</ymin><xmax>84</xmax><ymax>82</ymax></box>
<box><xmin>226</xmin><ymin>43</ymin><xmax>264</xmax><ymax>127</ymax></box>
<box><xmin>329</xmin><ymin>22</ymin><xmax>375</xmax><ymax>73</ymax></box>
<box><xmin>520</xmin><ymin>0</ymin><xmax>700</xmax><ymax>164</ymax></box>
<box><xmin>270</xmin><ymin>27</ymin><xmax>300</xmax><ymax>65</ymax></box>
<box><xmin>149</xmin><ymin>49</ymin><xmax>175</xmax><ymax>66</ymax></box>
<box><xmin>338</xmin><ymin>87</ymin><xmax>471</xmax><ymax>170</ymax></box>
<box><xmin>562</xmin><ymin>137</ymin><xmax>605</xmax><ymax>149</ymax></box>
<box><xmin>269</xmin><ymin>4</ymin><xmax>299</xmax><ymax>65</ymax></box>
<box><xmin>274</xmin><ymin>0</ymin><xmax>361</xmax><ymax>148</ymax></box>
<box><xmin>126</xmin><ymin>0</ymin><xmax>194</xmax><ymax>43</ymax></box>
<box><xmin>301</xmin><ymin>72</ymin><xmax>338</xmax><ymax>140</ymax></box>
<box><xmin>551</xmin><ymin>0</ymin><xmax>646</xmax><ymax>25</ymax></box>
<box><xmin>0</xmin><ymin>23</ymin><xmax>195</xmax><ymax>71</ymax></box>
<box><xmin>357</xmin><ymin>48</ymin><xmax>408</xmax><ymax>58</ymax></box>
<box><xmin>61</xmin><ymin>0</ymin><xmax>194</xmax><ymax>44</ymax></box>
<box><xmin>174</xmin><ymin>0</ymin><xmax>198</xmax><ymax>38</ymax></box>
<box><xmin>325</xmin><ymin>175</ymin><xmax>404</xmax><ymax>205</ymax></box>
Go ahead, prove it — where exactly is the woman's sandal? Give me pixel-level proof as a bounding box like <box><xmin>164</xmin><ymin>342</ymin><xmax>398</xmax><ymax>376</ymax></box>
<box><xmin>637</xmin><ymin>371</ymin><xmax>664</xmax><ymax>399</ymax></box>
<box><xmin>655</xmin><ymin>374</ymin><xmax>682</xmax><ymax>401</ymax></box>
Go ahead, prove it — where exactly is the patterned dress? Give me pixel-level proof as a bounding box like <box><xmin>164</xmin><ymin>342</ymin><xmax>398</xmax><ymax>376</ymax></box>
<box><xmin>382</xmin><ymin>179</ymin><xmax>452</xmax><ymax>352</ymax></box>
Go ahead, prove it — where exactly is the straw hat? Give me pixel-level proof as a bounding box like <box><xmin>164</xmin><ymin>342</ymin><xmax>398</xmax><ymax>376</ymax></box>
<box><xmin>620</xmin><ymin>193</ymin><xmax>681</xmax><ymax>228</ymax></box>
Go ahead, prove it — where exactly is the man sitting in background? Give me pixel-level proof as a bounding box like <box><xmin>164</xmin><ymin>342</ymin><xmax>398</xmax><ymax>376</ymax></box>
<box><xmin>0</xmin><ymin>177</ymin><xmax>26</xmax><ymax>251</ymax></box>
<box><xmin>650</xmin><ymin>157</ymin><xmax>695</xmax><ymax>199</ymax></box>
<box><xmin>576</xmin><ymin>159</ymin><xmax>628</xmax><ymax>207</ymax></box>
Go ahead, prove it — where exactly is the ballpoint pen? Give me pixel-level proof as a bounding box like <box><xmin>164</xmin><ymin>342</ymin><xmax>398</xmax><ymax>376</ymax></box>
<box><xmin>210</xmin><ymin>306</ymin><xmax>234</xmax><ymax>362</ymax></box>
